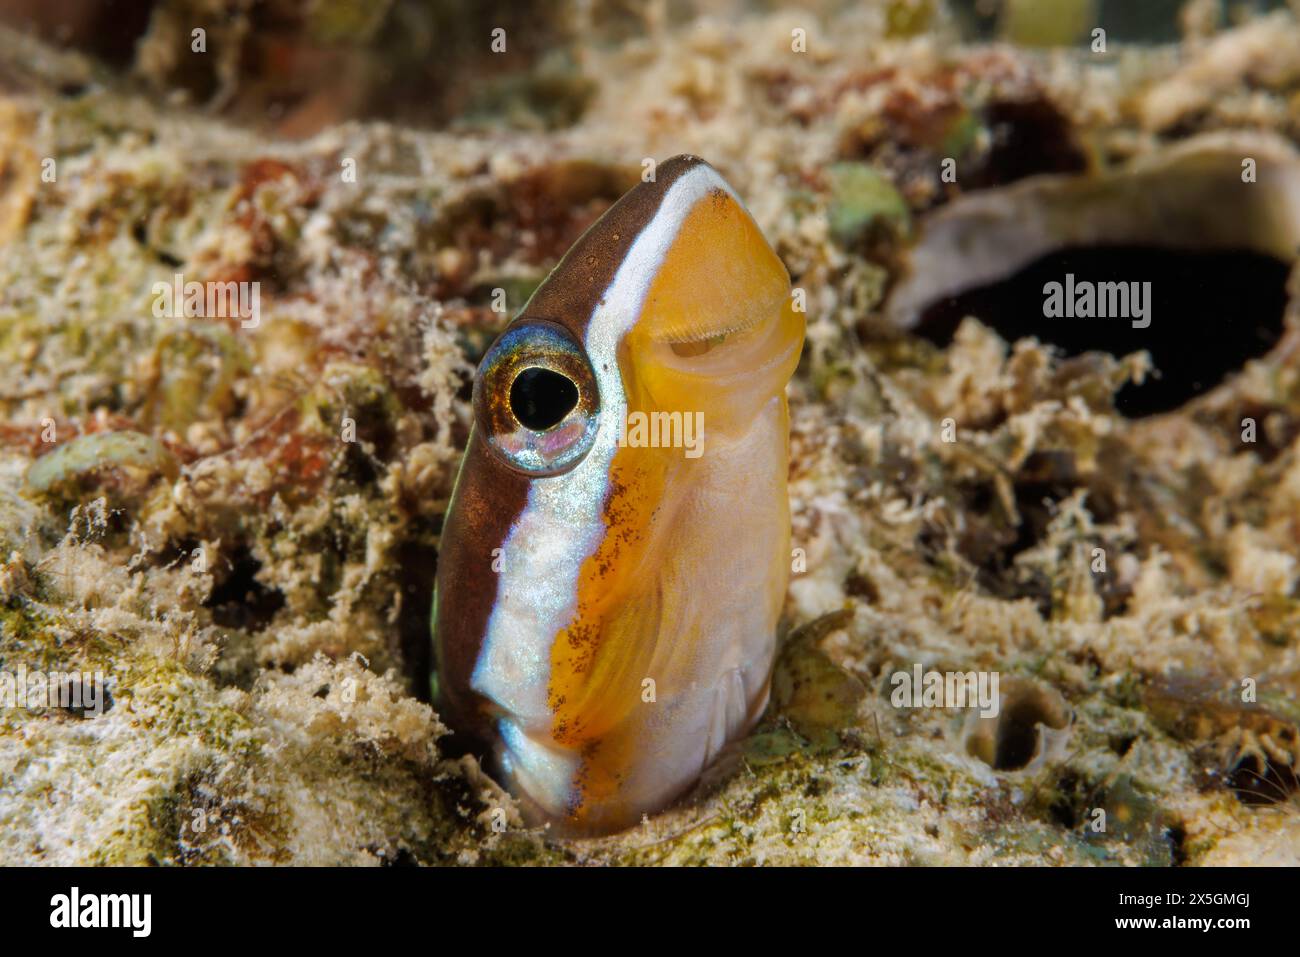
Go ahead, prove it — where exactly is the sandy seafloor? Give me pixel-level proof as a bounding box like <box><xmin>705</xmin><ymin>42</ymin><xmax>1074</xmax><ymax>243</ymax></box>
<box><xmin>1</xmin><ymin>0</ymin><xmax>1299</xmax><ymax>864</ymax></box>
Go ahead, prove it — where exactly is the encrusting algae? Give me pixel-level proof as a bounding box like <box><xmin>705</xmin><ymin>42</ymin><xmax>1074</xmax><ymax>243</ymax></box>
<box><xmin>0</xmin><ymin>0</ymin><xmax>1298</xmax><ymax>865</ymax></box>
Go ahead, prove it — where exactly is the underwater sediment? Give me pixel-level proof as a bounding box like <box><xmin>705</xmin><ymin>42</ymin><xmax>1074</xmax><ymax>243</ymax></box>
<box><xmin>0</xmin><ymin>0</ymin><xmax>1299</xmax><ymax>864</ymax></box>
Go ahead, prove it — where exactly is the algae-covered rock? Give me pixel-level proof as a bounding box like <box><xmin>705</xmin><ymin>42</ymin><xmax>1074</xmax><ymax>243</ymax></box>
<box><xmin>25</xmin><ymin>431</ymin><xmax>178</xmax><ymax>504</ymax></box>
<box><xmin>771</xmin><ymin>609</ymin><xmax>866</xmax><ymax>748</ymax></box>
<box><xmin>826</xmin><ymin>162</ymin><xmax>912</xmax><ymax>249</ymax></box>
<box><xmin>999</xmin><ymin>0</ymin><xmax>1096</xmax><ymax>47</ymax></box>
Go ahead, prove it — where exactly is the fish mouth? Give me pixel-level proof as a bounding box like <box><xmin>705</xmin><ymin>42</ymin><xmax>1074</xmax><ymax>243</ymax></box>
<box><xmin>649</xmin><ymin>288</ymin><xmax>775</xmax><ymax>348</ymax></box>
<box><xmin>628</xmin><ymin>295</ymin><xmax>805</xmax><ymax>433</ymax></box>
<box><xmin>625</xmin><ymin>166</ymin><xmax>801</xmax><ymax>409</ymax></box>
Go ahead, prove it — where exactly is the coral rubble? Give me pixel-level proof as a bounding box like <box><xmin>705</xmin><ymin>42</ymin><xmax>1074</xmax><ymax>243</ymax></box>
<box><xmin>1</xmin><ymin>1</ymin><xmax>1298</xmax><ymax>865</ymax></box>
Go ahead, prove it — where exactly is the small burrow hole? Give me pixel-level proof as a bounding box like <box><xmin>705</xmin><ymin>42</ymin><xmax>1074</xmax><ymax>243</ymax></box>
<box><xmin>204</xmin><ymin>548</ymin><xmax>286</xmax><ymax>630</ymax></box>
<box><xmin>966</xmin><ymin>677</ymin><xmax>1071</xmax><ymax>771</ymax></box>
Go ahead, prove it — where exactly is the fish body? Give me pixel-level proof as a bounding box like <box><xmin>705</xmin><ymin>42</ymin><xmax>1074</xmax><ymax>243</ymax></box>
<box><xmin>433</xmin><ymin>156</ymin><xmax>804</xmax><ymax>834</ymax></box>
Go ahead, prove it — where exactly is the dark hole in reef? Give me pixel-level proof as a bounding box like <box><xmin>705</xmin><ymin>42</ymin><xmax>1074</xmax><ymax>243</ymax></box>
<box><xmin>205</xmin><ymin>548</ymin><xmax>286</xmax><ymax>630</ymax></box>
<box><xmin>916</xmin><ymin>245</ymin><xmax>1290</xmax><ymax>417</ymax></box>
<box><xmin>378</xmin><ymin>846</ymin><xmax>420</xmax><ymax>867</ymax></box>
<box><xmin>993</xmin><ymin>696</ymin><xmax>1047</xmax><ymax>770</ymax></box>
<box><xmin>963</xmin><ymin>99</ymin><xmax>1088</xmax><ymax>189</ymax></box>
<box><xmin>1109</xmin><ymin>734</ymin><xmax>1137</xmax><ymax>758</ymax></box>
<box><xmin>1047</xmin><ymin>769</ymin><xmax>1082</xmax><ymax>829</ymax></box>
<box><xmin>510</xmin><ymin>366</ymin><xmax>579</xmax><ymax>431</ymax></box>
<box><xmin>1167</xmin><ymin>822</ymin><xmax>1189</xmax><ymax>866</ymax></box>
<box><xmin>395</xmin><ymin>536</ymin><xmax>438</xmax><ymax>704</ymax></box>
<box><xmin>1228</xmin><ymin>753</ymin><xmax>1300</xmax><ymax>807</ymax></box>
<box><xmin>339</xmin><ymin>441</ymin><xmax>381</xmax><ymax>487</ymax></box>
<box><xmin>956</xmin><ymin>463</ymin><xmax>1075</xmax><ymax>613</ymax></box>
<box><xmin>968</xmin><ymin>681</ymin><xmax>1069</xmax><ymax>772</ymax></box>
<box><xmin>5</xmin><ymin>0</ymin><xmax>157</xmax><ymax>69</ymax></box>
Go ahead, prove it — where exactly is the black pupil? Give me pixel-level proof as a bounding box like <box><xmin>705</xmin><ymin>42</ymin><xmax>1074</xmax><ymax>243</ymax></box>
<box><xmin>510</xmin><ymin>367</ymin><xmax>579</xmax><ymax>431</ymax></box>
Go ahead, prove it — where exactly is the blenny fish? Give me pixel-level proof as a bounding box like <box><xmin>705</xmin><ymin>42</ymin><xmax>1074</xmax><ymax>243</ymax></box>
<box><xmin>432</xmin><ymin>155</ymin><xmax>804</xmax><ymax>835</ymax></box>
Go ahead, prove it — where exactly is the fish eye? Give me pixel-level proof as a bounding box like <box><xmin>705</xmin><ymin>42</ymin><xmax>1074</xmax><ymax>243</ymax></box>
<box><xmin>509</xmin><ymin>367</ymin><xmax>579</xmax><ymax>431</ymax></box>
<box><xmin>473</xmin><ymin>319</ymin><xmax>600</xmax><ymax>476</ymax></box>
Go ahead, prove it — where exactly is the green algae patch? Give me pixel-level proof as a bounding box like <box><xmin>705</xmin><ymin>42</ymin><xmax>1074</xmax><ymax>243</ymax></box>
<box><xmin>25</xmin><ymin>432</ymin><xmax>178</xmax><ymax>502</ymax></box>
<box><xmin>826</xmin><ymin>163</ymin><xmax>912</xmax><ymax>249</ymax></box>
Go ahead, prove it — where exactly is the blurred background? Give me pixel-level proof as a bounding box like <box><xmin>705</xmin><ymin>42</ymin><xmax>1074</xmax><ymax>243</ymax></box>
<box><xmin>0</xmin><ymin>0</ymin><xmax>1292</xmax><ymax>138</ymax></box>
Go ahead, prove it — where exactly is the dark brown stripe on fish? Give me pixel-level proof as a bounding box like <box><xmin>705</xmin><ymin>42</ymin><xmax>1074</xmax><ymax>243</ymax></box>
<box><xmin>433</xmin><ymin>436</ymin><xmax>529</xmax><ymax>743</ymax></box>
<box><xmin>520</xmin><ymin>155</ymin><xmax>714</xmax><ymax>340</ymax></box>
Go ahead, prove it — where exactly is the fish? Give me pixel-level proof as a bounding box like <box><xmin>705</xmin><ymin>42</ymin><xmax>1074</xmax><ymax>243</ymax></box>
<box><xmin>432</xmin><ymin>155</ymin><xmax>804</xmax><ymax>835</ymax></box>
